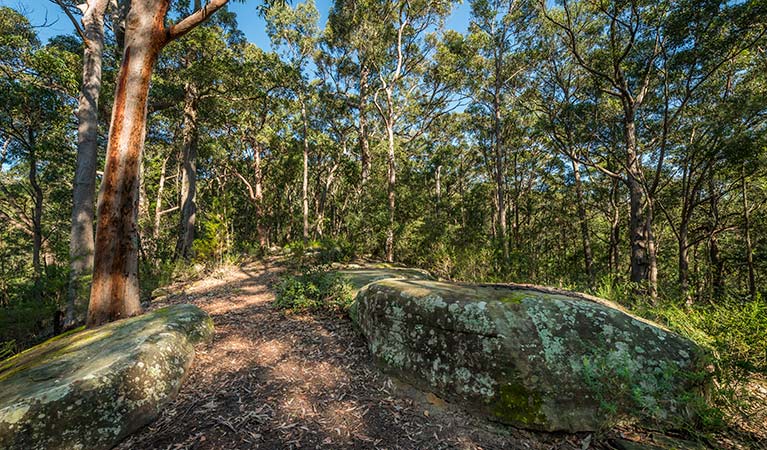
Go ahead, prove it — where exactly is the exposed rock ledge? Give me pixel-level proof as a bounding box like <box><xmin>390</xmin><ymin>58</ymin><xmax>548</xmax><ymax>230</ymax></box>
<box><xmin>351</xmin><ymin>278</ymin><xmax>710</xmax><ymax>432</ymax></box>
<box><xmin>0</xmin><ymin>304</ymin><xmax>213</xmax><ymax>450</ymax></box>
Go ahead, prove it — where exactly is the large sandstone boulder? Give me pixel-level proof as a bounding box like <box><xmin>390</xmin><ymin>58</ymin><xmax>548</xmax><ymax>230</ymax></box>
<box><xmin>352</xmin><ymin>279</ymin><xmax>710</xmax><ymax>432</ymax></box>
<box><xmin>0</xmin><ymin>303</ymin><xmax>213</xmax><ymax>450</ymax></box>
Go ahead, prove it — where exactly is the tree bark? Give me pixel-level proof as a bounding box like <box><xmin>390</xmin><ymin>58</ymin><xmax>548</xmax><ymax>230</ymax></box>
<box><xmin>87</xmin><ymin>0</ymin><xmax>229</xmax><ymax>326</ymax></box>
<box><xmin>88</xmin><ymin>0</ymin><xmax>169</xmax><ymax>327</ymax></box>
<box><xmin>253</xmin><ymin>142</ymin><xmax>268</xmax><ymax>249</ymax></box>
<box><xmin>435</xmin><ymin>163</ymin><xmax>442</xmax><ymax>216</ymax></box>
<box><xmin>176</xmin><ymin>82</ymin><xmax>198</xmax><ymax>259</ymax></box>
<box><xmin>609</xmin><ymin>178</ymin><xmax>620</xmax><ymax>274</ymax></box>
<box><xmin>678</xmin><ymin>218</ymin><xmax>690</xmax><ymax>297</ymax></box>
<box><xmin>67</xmin><ymin>0</ymin><xmax>109</xmax><ymax>328</ymax></box>
<box><xmin>708</xmin><ymin>183</ymin><xmax>725</xmax><ymax>299</ymax></box>
<box><xmin>152</xmin><ymin>153</ymin><xmax>172</xmax><ymax>241</ymax></box>
<box><xmin>315</xmin><ymin>161</ymin><xmax>338</xmax><ymax>238</ymax></box>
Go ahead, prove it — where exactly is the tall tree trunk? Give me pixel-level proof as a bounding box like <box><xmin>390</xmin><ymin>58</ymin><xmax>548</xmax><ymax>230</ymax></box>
<box><xmin>231</xmin><ymin>142</ymin><xmax>269</xmax><ymax>248</ymax></box>
<box><xmin>435</xmin><ymin>164</ymin><xmax>442</xmax><ymax>216</ymax></box>
<box><xmin>301</xmin><ymin>97</ymin><xmax>309</xmax><ymax>243</ymax></box>
<box><xmin>572</xmin><ymin>159</ymin><xmax>594</xmax><ymax>286</ymax></box>
<box><xmin>646</xmin><ymin>201</ymin><xmax>658</xmax><ymax>299</ymax></box>
<box><xmin>316</xmin><ymin>162</ymin><xmax>338</xmax><ymax>238</ymax></box>
<box><xmin>253</xmin><ymin>141</ymin><xmax>268</xmax><ymax>249</ymax></box>
<box><xmin>28</xmin><ymin>135</ymin><xmax>43</xmax><ymax>297</ymax></box>
<box><xmin>609</xmin><ymin>178</ymin><xmax>620</xmax><ymax>274</ymax></box>
<box><xmin>385</xmin><ymin>108</ymin><xmax>396</xmax><ymax>263</ymax></box>
<box><xmin>678</xmin><ymin>160</ymin><xmax>693</xmax><ymax>301</ymax></box>
<box><xmin>708</xmin><ymin>184</ymin><xmax>725</xmax><ymax>299</ymax></box>
<box><xmin>67</xmin><ymin>0</ymin><xmax>109</xmax><ymax>327</ymax></box>
<box><xmin>359</xmin><ymin>66</ymin><xmax>371</xmax><ymax>186</ymax></box>
<box><xmin>176</xmin><ymin>82</ymin><xmax>198</xmax><ymax>259</ymax></box>
<box><xmin>709</xmin><ymin>233</ymin><xmax>724</xmax><ymax>299</ymax></box>
<box><xmin>152</xmin><ymin>153</ymin><xmax>172</xmax><ymax>241</ymax></box>
<box><xmin>678</xmin><ymin>218</ymin><xmax>690</xmax><ymax>298</ymax></box>
<box><xmin>493</xmin><ymin>91</ymin><xmax>508</xmax><ymax>264</ymax></box>
<box><xmin>88</xmin><ymin>0</ymin><xmax>170</xmax><ymax>327</ymax></box>
<box><xmin>625</xmin><ymin>113</ymin><xmax>656</xmax><ymax>298</ymax></box>
<box><xmin>742</xmin><ymin>170</ymin><xmax>756</xmax><ymax>301</ymax></box>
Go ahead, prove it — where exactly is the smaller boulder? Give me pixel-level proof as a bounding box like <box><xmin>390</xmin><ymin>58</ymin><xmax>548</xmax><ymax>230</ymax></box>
<box><xmin>0</xmin><ymin>304</ymin><xmax>213</xmax><ymax>450</ymax></box>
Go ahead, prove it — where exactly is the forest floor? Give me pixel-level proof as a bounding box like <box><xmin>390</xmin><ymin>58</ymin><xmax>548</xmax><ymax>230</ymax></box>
<box><xmin>117</xmin><ymin>258</ymin><xmax>765</xmax><ymax>450</ymax></box>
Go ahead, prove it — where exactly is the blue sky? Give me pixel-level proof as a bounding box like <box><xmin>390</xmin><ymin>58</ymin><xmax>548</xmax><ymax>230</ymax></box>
<box><xmin>4</xmin><ymin>0</ymin><xmax>472</xmax><ymax>48</ymax></box>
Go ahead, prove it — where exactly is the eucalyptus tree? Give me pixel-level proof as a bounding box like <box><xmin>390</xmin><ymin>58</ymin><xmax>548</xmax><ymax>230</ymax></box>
<box><xmin>266</xmin><ymin>0</ymin><xmax>320</xmax><ymax>243</ymax></box>
<box><xmin>312</xmin><ymin>83</ymin><xmax>357</xmax><ymax>238</ymax></box>
<box><xmin>659</xmin><ymin>49</ymin><xmax>767</xmax><ymax>300</ymax></box>
<box><xmin>224</xmin><ymin>43</ymin><xmax>291</xmax><ymax>249</ymax></box>
<box><xmin>156</xmin><ymin>9</ymin><xmax>243</xmax><ymax>259</ymax></box>
<box><xmin>367</xmin><ymin>0</ymin><xmax>453</xmax><ymax>262</ymax></box>
<box><xmin>52</xmin><ymin>0</ymin><xmax>112</xmax><ymax>327</ymax></box>
<box><xmin>457</xmin><ymin>0</ymin><xmax>535</xmax><ymax>265</ymax></box>
<box><xmin>539</xmin><ymin>0</ymin><xmax>670</xmax><ymax>297</ymax></box>
<box><xmin>533</xmin><ymin>28</ymin><xmax>598</xmax><ymax>286</ymax></box>
<box><xmin>325</xmin><ymin>0</ymin><xmax>390</xmax><ymax>187</ymax></box>
<box><xmin>87</xmin><ymin>0</ymin><xmax>231</xmax><ymax>327</ymax></box>
<box><xmin>658</xmin><ymin>2</ymin><xmax>767</xmax><ymax>298</ymax></box>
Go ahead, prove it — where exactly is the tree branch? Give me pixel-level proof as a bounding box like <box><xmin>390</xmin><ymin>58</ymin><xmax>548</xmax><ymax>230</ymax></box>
<box><xmin>51</xmin><ymin>0</ymin><xmax>89</xmax><ymax>44</ymax></box>
<box><xmin>165</xmin><ymin>0</ymin><xmax>230</xmax><ymax>44</ymax></box>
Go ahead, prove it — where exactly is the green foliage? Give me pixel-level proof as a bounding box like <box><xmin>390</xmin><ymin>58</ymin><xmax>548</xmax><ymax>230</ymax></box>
<box><xmin>274</xmin><ymin>266</ymin><xmax>354</xmax><ymax>313</ymax></box>
<box><xmin>647</xmin><ymin>299</ymin><xmax>767</xmax><ymax>376</ymax></box>
<box><xmin>193</xmin><ymin>213</ymin><xmax>231</xmax><ymax>265</ymax></box>
<box><xmin>316</xmin><ymin>237</ymin><xmax>356</xmax><ymax>264</ymax></box>
<box><xmin>581</xmin><ymin>352</ymin><xmax>721</xmax><ymax>431</ymax></box>
<box><xmin>283</xmin><ymin>238</ymin><xmax>356</xmax><ymax>265</ymax></box>
<box><xmin>592</xmin><ymin>274</ymin><xmax>642</xmax><ymax>306</ymax></box>
<box><xmin>0</xmin><ymin>340</ymin><xmax>15</xmax><ymax>361</ymax></box>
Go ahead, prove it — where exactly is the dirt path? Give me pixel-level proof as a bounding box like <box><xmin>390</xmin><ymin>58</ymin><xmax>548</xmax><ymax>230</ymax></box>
<box><xmin>117</xmin><ymin>259</ymin><xmax>602</xmax><ymax>450</ymax></box>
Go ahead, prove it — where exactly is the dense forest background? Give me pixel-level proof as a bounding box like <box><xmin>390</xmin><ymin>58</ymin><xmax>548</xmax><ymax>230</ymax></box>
<box><xmin>1</xmin><ymin>0</ymin><xmax>766</xmax><ymax>386</ymax></box>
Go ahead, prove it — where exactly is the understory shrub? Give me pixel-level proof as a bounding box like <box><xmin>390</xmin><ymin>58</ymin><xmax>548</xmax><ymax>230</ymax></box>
<box><xmin>628</xmin><ymin>297</ymin><xmax>767</xmax><ymax>431</ymax></box>
<box><xmin>274</xmin><ymin>266</ymin><xmax>354</xmax><ymax>313</ymax></box>
<box><xmin>646</xmin><ymin>298</ymin><xmax>767</xmax><ymax>376</ymax></box>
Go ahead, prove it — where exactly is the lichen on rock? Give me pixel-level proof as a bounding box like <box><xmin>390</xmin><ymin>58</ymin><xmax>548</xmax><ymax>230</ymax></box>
<box><xmin>351</xmin><ymin>279</ymin><xmax>711</xmax><ymax>432</ymax></box>
<box><xmin>0</xmin><ymin>303</ymin><xmax>214</xmax><ymax>450</ymax></box>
